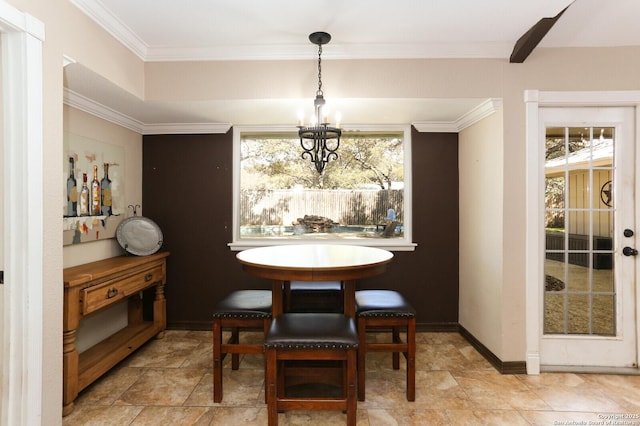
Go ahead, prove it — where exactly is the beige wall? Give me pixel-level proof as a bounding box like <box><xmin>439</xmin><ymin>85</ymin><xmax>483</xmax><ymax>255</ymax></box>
<box><xmin>62</xmin><ymin>105</ymin><xmax>143</xmax><ymax>268</ymax></box>
<box><xmin>5</xmin><ymin>1</ymin><xmax>144</xmax><ymax>423</ymax></box>
<box><xmin>145</xmin><ymin>58</ymin><xmax>506</xmax><ymax>101</ymax></box>
<box><xmin>459</xmin><ymin>107</ymin><xmax>505</xmax><ymax>357</ymax></box>
<box><xmin>62</xmin><ymin>106</ymin><xmax>143</xmax><ymax>352</ymax></box>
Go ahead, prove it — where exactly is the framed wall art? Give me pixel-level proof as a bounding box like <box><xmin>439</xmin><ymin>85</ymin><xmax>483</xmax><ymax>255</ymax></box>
<box><xmin>63</xmin><ymin>132</ymin><xmax>125</xmax><ymax>246</ymax></box>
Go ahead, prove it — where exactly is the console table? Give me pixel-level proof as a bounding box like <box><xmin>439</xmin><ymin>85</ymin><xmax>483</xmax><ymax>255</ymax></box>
<box><xmin>62</xmin><ymin>252</ymin><xmax>169</xmax><ymax>416</ymax></box>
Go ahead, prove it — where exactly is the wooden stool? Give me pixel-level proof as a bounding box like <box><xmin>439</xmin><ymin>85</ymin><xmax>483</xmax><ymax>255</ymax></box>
<box><xmin>285</xmin><ymin>280</ymin><xmax>343</xmax><ymax>313</ymax></box>
<box><xmin>264</xmin><ymin>313</ymin><xmax>358</xmax><ymax>426</ymax></box>
<box><xmin>212</xmin><ymin>290</ymin><xmax>271</xmax><ymax>403</ymax></box>
<box><xmin>355</xmin><ymin>290</ymin><xmax>416</xmax><ymax>401</ymax></box>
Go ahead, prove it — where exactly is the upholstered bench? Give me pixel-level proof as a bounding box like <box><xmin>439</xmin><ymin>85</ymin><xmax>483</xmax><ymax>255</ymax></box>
<box><xmin>212</xmin><ymin>290</ymin><xmax>272</xmax><ymax>403</ymax></box>
<box><xmin>264</xmin><ymin>313</ymin><xmax>358</xmax><ymax>425</ymax></box>
<box><xmin>355</xmin><ymin>289</ymin><xmax>416</xmax><ymax>401</ymax></box>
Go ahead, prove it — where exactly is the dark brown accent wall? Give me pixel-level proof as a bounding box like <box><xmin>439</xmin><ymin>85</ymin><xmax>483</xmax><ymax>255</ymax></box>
<box><xmin>142</xmin><ymin>127</ymin><xmax>458</xmax><ymax>329</ymax></box>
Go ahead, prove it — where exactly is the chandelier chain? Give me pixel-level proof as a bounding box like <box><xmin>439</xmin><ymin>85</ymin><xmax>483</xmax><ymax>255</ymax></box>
<box><xmin>317</xmin><ymin>44</ymin><xmax>323</xmax><ymax>96</ymax></box>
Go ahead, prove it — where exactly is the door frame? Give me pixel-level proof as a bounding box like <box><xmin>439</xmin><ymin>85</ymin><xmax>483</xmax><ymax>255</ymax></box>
<box><xmin>525</xmin><ymin>90</ymin><xmax>640</xmax><ymax>374</ymax></box>
<box><xmin>0</xmin><ymin>2</ymin><xmax>45</xmax><ymax>425</ymax></box>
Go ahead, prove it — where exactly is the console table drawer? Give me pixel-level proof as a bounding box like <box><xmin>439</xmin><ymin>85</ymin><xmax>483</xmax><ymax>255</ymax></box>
<box><xmin>81</xmin><ymin>265</ymin><xmax>163</xmax><ymax>315</ymax></box>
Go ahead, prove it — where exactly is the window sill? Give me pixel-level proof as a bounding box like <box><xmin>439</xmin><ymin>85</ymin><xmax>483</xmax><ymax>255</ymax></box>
<box><xmin>228</xmin><ymin>239</ymin><xmax>417</xmax><ymax>252</ymax></box>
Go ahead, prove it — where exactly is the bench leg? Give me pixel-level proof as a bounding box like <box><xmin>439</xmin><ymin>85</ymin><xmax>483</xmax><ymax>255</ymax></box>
<box><xmin>357</xmin><ymin>318</ymin><xmax>367</xmax><ymax>401</ymax></box>
<box><xmin>212</xmin><ymin>318</ymin><xmax>223</xmax><ymax>403</ymax></box>
<box><xmin>266</xmin><ymin>348</ymin><xmax>278</xmax><ymax>425</ymax></box>
<box><xmin>407</xmin><ymin>318</ymin><xmax>416</xmax><ymax>401</ymax></box>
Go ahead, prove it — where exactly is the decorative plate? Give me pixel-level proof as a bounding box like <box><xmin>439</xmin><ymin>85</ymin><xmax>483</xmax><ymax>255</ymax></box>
<box><xmin>116</xmin><ymin>216</ymin><xmax>163</xmax><ymax>256</ymax></box>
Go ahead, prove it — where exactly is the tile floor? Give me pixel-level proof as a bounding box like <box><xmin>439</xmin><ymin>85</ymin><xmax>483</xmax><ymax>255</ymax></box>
<box><xmin>62</xmin><ymin>330</ymin><xmax>640</xmax><ymax>425</ymax></box>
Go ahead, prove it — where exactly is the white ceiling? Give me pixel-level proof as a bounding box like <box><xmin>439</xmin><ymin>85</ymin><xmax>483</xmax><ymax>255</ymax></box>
<box><xmin>65</xmin><ymin>0</ymin><xmax>640</xmax><ymax>133</ymax></box>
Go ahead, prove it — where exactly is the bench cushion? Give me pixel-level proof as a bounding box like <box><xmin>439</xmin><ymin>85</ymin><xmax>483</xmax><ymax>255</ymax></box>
<box><xmin>289</xmin><ymin>281</ymin><xmax>342</xmax><ymax>292</ymax></box>
<box><xmin>265</xmin><ymin>313</ymin><xmax>358</xmax><ymax>349</ymax></box>
<box><xmin>356</xmin><ymin>290</ymin><xmax>416</xmax><ymax>317</ymax></box>
<box><xmin>213</xmin><ymin>290</ymin><xmax>272</xmax><ymax>318</ymax></box>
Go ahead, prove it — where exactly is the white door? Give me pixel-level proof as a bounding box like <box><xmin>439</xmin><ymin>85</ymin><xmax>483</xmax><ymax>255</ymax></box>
<box><xmin>540</xmin><ymin>106</ymin><xmax>637</xmax><ymax>368</ymax></box>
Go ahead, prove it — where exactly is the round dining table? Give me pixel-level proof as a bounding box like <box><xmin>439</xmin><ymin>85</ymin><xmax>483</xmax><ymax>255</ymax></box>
<box><xmin>236</xmin><ymin>244</ymin><xmax>394</xmax><ymax>317</ymax></box>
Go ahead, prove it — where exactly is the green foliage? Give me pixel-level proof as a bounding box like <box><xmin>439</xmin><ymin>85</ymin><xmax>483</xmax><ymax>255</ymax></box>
<box><xmin>240</xmin><ymin>132</ymin><xmax>404</xmax><ymax>190</ymax></box>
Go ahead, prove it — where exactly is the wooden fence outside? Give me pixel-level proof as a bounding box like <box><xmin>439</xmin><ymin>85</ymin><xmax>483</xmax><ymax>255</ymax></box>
<box><xmin>240</xmin><ymin>189</ymin><xmax>404</xmax><ymax>226</ymax></box>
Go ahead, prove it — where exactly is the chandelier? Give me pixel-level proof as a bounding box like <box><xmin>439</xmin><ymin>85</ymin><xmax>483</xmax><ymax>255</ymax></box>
<box><xmin>297</xmin><ymin>31</ymin><xmax>341</xmax><ymax>174</ymax></box>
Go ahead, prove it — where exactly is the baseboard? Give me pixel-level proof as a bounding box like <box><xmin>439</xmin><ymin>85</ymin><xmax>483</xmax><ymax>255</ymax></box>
<box><xmin>168</xmin><ymin>320</ymin><xmax>527</xmax><ymax>375</ymax></box>
<box><xmin>416</xmin><ymin>322</ymin><xmax>460</xmax><ymax>332</ymax></box>
<box><xmin>458</xmin><ymin>325</ymin><xmax>527</xmax><ymax>374</ymax></box>
<box><xmin>170</xmin><ymin>321</ymin><xmax>462</xmax><ymax>332</ymax></box>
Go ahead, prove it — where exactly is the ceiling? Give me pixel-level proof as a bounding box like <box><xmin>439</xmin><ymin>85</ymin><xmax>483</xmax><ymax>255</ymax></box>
<box><xmin>65</xmin><ymin>0</ymin><xmax>640</xmax><ymax>133</ymax></box>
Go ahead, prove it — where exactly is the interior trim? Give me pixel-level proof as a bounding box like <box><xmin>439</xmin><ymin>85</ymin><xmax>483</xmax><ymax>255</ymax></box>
<box><xmin>459</xmin><ymin>325</ymin><xmax>527</xmax><ymax>375</ymax></box>
<box><xmin>167</xmin><ymin>321</ymin><xmax>527</xmax><ymax>374</ymax></box>
<box><xmin>63</xmin><ymin>88</ymin><xmax>232</xmax><ymax>135</ymax></box>
<box><xmin>413</xmin><ymin>98</ymin><xmax>502</xmax><ymax>133</ymax></box>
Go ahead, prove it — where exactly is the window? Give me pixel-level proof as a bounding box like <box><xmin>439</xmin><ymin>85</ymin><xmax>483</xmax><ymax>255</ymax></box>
<box><xmin>230</xmin><ymin>125</ymin><xmax>414</xmax><ymax>250</ymax></box>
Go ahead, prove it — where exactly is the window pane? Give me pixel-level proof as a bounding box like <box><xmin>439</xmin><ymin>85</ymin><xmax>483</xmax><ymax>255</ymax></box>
<box><xmin>238</xmin><ymin>130</ymin><xmax>406</xmax><ymax>240</ymax></box>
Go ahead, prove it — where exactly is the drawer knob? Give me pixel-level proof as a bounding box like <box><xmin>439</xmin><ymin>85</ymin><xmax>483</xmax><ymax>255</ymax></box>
<box><xmin>145</xmin><ymin>273</ymin><xmax>153</xmax><ymax>282</ymax></box>
<box><xmin>107</xmin><ymin>287</ymin><xmax>119</xmax><ymax>298</ymax></box>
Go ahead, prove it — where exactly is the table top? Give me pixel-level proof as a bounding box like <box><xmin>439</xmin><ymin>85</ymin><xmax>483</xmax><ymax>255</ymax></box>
<box><xmin>236</xmin><ymin>244</ymin><xmax>393</xmax><ymax>271</ymax></box>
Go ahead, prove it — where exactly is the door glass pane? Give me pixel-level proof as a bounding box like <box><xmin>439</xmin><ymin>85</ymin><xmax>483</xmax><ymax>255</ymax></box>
<box><xmin>568</xmin><ymin>293</ymin><xmax>590</xmax><ymax>334</ymax></box>
<box><xmin>544</xmin><ymin>126</ymin><xmax>616</xmax><ymax>336</ymax></box>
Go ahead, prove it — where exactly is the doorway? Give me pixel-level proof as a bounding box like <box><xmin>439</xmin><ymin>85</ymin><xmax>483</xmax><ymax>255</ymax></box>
<box><xmin>525</xmin><ymin>92</ymin><xmax>640</xmax><ymax>374</ymax></box>
<box><xmin>0</xmin><ymin>3</ymin><xmax>45</xmax><ymax>424</ymax></box>
<box><xmin>540</xmin><ymin>107</ymin><xmax>636</xmax><ymax>368</ymax></box>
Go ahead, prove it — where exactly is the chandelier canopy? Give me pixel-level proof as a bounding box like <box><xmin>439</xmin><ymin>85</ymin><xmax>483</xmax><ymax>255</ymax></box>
<box><xmin>297</xmin><ymin>31</ymin><xmax>341</xmax><ymax>174</ymax></box>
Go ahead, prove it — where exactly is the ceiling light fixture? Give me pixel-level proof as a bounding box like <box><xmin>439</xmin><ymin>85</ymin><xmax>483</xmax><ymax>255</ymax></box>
<box><xmin>297</xmin><ymin>31</ymin><xmax>341</xmax><ymax>174</ymax></box>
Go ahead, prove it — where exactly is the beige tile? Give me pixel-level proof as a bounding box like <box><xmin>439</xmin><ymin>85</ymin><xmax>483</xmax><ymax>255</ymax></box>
<box><xmin>63</xmin><ymin>331</ymin><xmax>640</xmax><ymax>426</ymax></box>
<box><xmin>74</xmin><ymin>366</ymin><xmax>145</xmax><ymax>407</ymax></box>
<box><xmin>366</xmin><ymin>407</ymin><xmax>450</xmax><ymax>425</ymax></box>
<box><xmin>114</xmin><ymin>367</ymin><xmax>206</xmax><ymax>406</ymax></box>
<box><xmin>184</xmin><ymin>371</ymin><xmax>265</xmax><ymax>407</ymax></box>
<box><xmin>207</xmin><ymin>407</ymin><xmax>268</xmax><ymax>425</ymax></box>
<box><xmin>452</xmin><ymin>370</ymin><xmax>550</xmax><ymax>410</ymax></box>
<box><xmin>123</xmin><ymin>332</ymin><xmax>206</xmax><ymax>368</ymax></box>
<box><xmin>519</xmin><ymin>410</ymin><xmax>603</xmax><ymax>425</ymax></box>
<box><xmin>578</xmin><ymin>373</ymin><xmax>640</xmax><ymax>410</ymax></box>
<box><xmin>130</xmin><ymin>406</ymin><xmax>215</xmax><ymax>426</ymax></box>
<box><xmin>444</xmin><ymin>409</ymin><xmax>530</xmax><ymax>426</ymax></box>
<box><xmin>530</xmin><ymin>385</ymin><xmax>624</xmax><ymax>412</ymax></box>
<box><xmin>62</xmin><ymin>405</ymin><xmax>143</xmax><ymax>426</ymax></box>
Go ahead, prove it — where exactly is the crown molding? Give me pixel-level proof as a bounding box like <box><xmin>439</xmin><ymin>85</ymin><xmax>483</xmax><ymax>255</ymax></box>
<box><xmin>64</xmin><ymin>88</ymin><xmax>231</xmax><ymax>134</ymax></box>
<box><xmin>64</xmin><ymin>88</ymin><xmax>144</xmax><ymax>133</ymax></box>
<box><xmin>455</xmin><ymin>98</ymin><xmax>503</xmax><ymax>130</ymax></box>
<box><xmin>65</xmin><ymin>88</ymin><xmax>499</xmax><ymax>136</ymax></box>
<box><xmin>141</xmin><ymin>122</ymin><xmax>232</xmax><ymax>135</ymax></box>
<box><xmin>70</xmin><ymin>0</ymin><xmax>511</xmax><ymax>62</ymax></box>
<box><xmin>412</xmin><ymin>98</ymin><xmax>502</xmax><ymax>133</ymax></box>
<box><xmin>70</xmin><ymin>0</ymin><xmax>148</xmax><ymax>60</ymax></box>
<box><xmin>410</xmin><ymin>121</ymin><xmax>459</xmax><ymax>133</ymax></box>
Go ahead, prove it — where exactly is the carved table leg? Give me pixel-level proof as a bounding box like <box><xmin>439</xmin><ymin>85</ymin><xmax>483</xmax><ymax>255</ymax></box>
<box><xmin>154</xmin><ymin>282</ymin><xmax>166</xmax><ymax>339</ymax></box>
<box><xmin>62</xmin><ymin>328</ymin><xmax>79</xmax><ymax>416</ymax></box>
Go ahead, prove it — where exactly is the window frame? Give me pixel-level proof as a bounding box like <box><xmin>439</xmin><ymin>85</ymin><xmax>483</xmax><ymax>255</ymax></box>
<box><xmin>229</xmin><ymin>124</ymin><xmax>416</xmax><ymax>251</ymax></box>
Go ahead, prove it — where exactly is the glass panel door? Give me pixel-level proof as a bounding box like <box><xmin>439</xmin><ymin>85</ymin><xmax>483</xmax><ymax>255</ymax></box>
<box><xmin>540</xmin><ymin>107</ymin><xmax>636</xmax><ymax>369</ymax></box>
<box><xmin>544</xmin><ymin>126</ymin><xmax>615</xmax><ymax>336</ymax></box>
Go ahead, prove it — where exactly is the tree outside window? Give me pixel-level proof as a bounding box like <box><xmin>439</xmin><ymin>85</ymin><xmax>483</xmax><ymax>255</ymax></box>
<box><xmin>233</xmin><ymin>127</ymin><xmax>411</xmax><ymax>245</ymax></box>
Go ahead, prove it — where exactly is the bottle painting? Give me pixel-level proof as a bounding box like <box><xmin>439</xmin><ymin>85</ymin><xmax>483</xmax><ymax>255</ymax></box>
<box><xmin>66</xmin><ymin>156</ymin><xmax>77</xmax><ymax>216</ymax></box>
<box><xmin>90</xmin><ymin>165</ymin><xmax>101</xmax><ymax>216</ymax></box>
<box><xmin>100</xmin><ymin>163</ymin><xmax>112</xmax><ymax>216</ymax></box>
<box><xmin>78</xmin><ymin>173</ymin><xmax>90</xmax><ymax>216</ymax></box>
